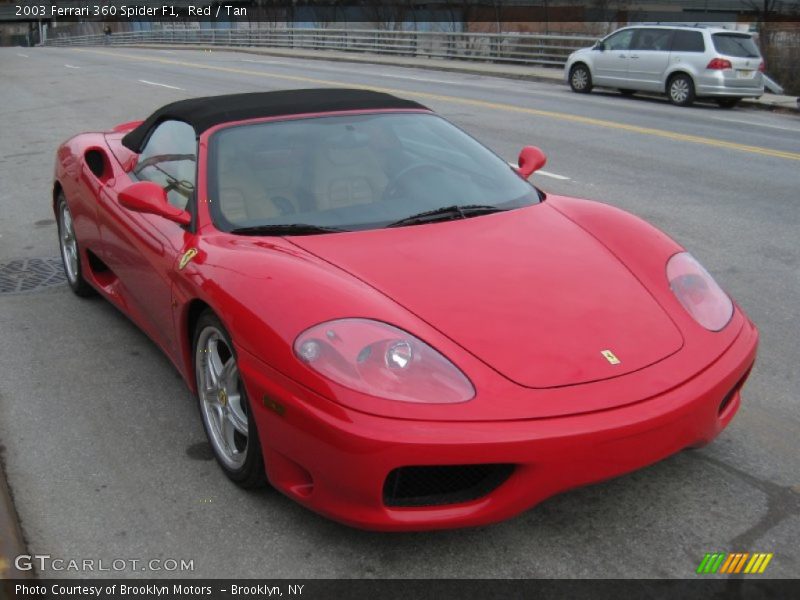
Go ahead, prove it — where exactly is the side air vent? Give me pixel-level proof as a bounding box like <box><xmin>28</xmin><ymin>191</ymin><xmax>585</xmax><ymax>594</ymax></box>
<box><xmin>85</xmin><ymin>149</ymin><xmax>109</xmax><ymax>179</ymax></box>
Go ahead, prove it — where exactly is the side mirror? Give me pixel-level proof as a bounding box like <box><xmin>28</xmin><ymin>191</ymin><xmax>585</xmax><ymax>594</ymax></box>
<box><xmin>594</xmin><ymin>40</ymin><xmax>605</xmax><ymax>51</ymax></box>
<box><xmin>118</xmin><ymin>181</ymin><xmax>191</xmax><ymax>226</ymax></box>
<box><xmin>517</xmin><ymin>146</ymin><xmax>547</xmax><ymax>179</ymax></box>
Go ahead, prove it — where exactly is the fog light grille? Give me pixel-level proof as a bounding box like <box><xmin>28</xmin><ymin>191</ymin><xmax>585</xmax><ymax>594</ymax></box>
<box><xmin>383</xmin><ymin>464</ymin><xmax>514</xmax><ymax>508</ymax></box>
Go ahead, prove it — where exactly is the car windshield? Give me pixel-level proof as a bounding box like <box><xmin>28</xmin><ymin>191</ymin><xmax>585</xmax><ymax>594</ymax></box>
<box><xmin>712</xmin><ymin>33</ymin><xmax>760</xmax><ymax>58</ymax></box>
<box><xmin>208</xmin><ymin>112</ymin><xmax>540</xmax><ymax>233</ymax></box>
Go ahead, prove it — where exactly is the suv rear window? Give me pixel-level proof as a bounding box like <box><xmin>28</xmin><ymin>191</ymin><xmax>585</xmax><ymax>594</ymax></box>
<box><xmin>712</xmin><ymin>33</ymin><xmax>760</xmax><ymax>58</ymax></box>
<box><xmin>671</xmin><ymin>30</ymin><xmax>705</xmax><ymax>53</ymax></box>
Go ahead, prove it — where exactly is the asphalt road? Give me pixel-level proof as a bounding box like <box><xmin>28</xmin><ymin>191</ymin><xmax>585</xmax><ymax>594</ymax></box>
<box><xmin>1</xmin><ymin>46</ymin><xmax>799</xmax><ymax>579</ymax></box>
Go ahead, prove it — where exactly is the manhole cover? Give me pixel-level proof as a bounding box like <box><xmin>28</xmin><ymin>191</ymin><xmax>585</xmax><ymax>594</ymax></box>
<box><xmin>0</xmin><ymin>257</ymin><xmax>66</xmax><ymax>294</ymax></box>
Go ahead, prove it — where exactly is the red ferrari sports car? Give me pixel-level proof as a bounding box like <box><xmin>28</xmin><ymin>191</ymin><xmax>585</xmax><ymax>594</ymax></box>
<box><xmin>53</xmin><ymin>88</ymin><xmax>758</xmax><ymax>530</ymax></box>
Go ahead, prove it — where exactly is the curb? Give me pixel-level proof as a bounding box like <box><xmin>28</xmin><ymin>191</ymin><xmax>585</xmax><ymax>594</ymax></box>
<box><xmin>0</xmin><ymin>455</ymin><xmax>32</xmax><ymax>581</ymax></box>
<box><xmin>123</xmin><ymin>44</ymin><xmax>799</xmax><ymax>114</ymax></box>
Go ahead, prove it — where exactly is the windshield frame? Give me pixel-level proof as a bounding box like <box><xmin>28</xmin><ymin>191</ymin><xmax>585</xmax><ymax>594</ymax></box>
<box><xmin>202</xmin><ymin>109</ymin><xmax>543</xmax><ymax>236</ymax></box>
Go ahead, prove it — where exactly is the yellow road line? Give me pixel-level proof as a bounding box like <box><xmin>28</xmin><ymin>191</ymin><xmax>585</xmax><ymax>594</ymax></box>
<box><xmin>77</xmin><ymin>48</ymin><xmax>800</xmax><ymax>162</ymax></box>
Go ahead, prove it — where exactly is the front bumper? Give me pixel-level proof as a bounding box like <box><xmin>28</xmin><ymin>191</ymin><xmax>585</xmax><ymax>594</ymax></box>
<box><xmin>239</xmin><ymin>320</ymin><xmax>757</xmax><ymax>531</ymax></box>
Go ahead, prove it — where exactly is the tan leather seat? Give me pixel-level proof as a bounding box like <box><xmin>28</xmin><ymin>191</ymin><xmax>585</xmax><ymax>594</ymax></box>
<box><xmin>218</xmin><ymin>146</ymin><xmax>305</xmax><ymax>223</ymax></box>
<box><xmin>309</xmin><ymin>141</ymin><xmax>388</xmax><ymax>210</ymax></box>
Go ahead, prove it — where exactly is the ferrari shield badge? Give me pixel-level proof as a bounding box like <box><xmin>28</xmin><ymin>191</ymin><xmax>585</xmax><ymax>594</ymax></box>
<box><xmin>178</xmin><ymin>248</ymin><xmax>198</xmax><ymax>270</ymax></box>
<box><xmin>601</xmin><ymin>349</ymin><xmax>621</xmax><ymax>365</ymax></box>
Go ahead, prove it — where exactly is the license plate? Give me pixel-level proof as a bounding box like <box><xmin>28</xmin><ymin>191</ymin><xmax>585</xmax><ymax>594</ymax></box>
<box><xmin>736</xmin><ymin>69</ymin><xmax>754</xmax><ymax>79</ymax></box>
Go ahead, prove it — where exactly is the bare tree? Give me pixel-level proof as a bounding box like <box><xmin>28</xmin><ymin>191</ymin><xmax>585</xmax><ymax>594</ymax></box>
<box><xmin>741</xmin><ymin>0</ymin><xmax>781</xmax><ymax>19</ymax></box>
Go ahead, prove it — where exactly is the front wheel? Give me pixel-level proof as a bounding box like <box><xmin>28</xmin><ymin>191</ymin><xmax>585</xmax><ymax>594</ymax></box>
<box><xmin>569</xmin><ymin>64</ymin><xmax>593</xmax><ymax>93</ymax></box>
<box><xmin>56</xmin><ymin>194</ymin><xmax>94</xmax><ymax>297</ymax></box>
<box><xmin>194</xmin><ymin>311</ymin><xmax>266</xmax><ymax>488</ymax></box>
<box><xmin>667</xmin><ymin>74</ymin><xmax>695</xmax><ymax>107</ymax></box>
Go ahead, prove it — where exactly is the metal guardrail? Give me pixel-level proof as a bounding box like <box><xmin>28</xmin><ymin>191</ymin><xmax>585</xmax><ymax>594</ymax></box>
<box><xmin>43</xmin><ymin>28</ymin><xmax>596</xmax><ymax>67</ymax></box>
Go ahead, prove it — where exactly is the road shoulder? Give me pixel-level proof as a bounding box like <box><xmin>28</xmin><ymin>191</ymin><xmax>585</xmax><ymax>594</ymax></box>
<box><xmin>0</xmin><ymin>452</ymin><xmax>32</xmax><ymax>580</ymax></box>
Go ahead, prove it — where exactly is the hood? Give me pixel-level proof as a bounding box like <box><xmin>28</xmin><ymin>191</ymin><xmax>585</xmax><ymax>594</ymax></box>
<box><xmin>291</xmin><ymin>203</ymin><xmax>683</xmax><ymax>388</ymax></box>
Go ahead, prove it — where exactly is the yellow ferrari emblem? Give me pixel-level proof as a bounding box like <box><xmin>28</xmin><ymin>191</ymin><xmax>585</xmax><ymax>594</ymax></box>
<box><xmin>178</xmin><ymin>248</ymin><xmax>198</xmax><ymax>270</ymax></box>
<box><xmin>601</xmin><ymin>349</ymin><xmax>621</xmax><ymax>365</ymax></box>
<box><xmin>218</xmin><ymin>389</ymin><xmax>228</xmax><ymax>407</ymax></box>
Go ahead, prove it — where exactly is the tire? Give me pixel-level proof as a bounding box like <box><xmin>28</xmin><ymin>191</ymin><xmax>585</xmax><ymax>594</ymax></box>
<box><xmin>619</xmin><ymin>89</ymin><xmax>636</xmax><ymax>96</ymax></box>
<box><xmin>569</xmin><ymin>64</ymin><xmax>593</xmax><ymax>94</ymax></box>
<box><xmin>667</xmin><ymin>74</ymin><xmax>695</xmax><ymax>107</ymax></box>
<box><xmin>716</xmin><ymin>98</ymin><xmax>741</xmax><ymax>109</ymax></box>
<box><xmin>56</xmin><ymin>193</ymin><xmax>95</xmax><ymax>297</ymax></box>
<box><xmin>193</xmin><ymin>311</ymin><xmax>266</xmax><ymax>489</ymax></box>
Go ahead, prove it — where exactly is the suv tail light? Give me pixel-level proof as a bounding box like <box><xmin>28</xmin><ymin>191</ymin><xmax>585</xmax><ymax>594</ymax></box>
<box><xmin>758</xmin><ymin>60</ymin><xmax>765</xmax><ymax>72</ymax></box>
<box><xmin>706</xmin><ymin>58</ymin><xmax>733</xmax><ymax>70</ymax></box>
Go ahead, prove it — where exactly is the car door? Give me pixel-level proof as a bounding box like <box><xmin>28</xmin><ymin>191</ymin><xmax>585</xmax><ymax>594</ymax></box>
<box><xmin>98</xmin><ymin>120</ymin><xmax>197</xmax><ymax>356</ymax></box>
<box><xmin>628</xmin><ymin>28</ymin><xmax>674</xmax><ymax>91</ymax></box>
<box><xmin>667</xmin><ymin>29</ymin><xmax>706</xmax><ymax>88</ymax></box>
<box><xmin>593</xmin><ymin>28</ymin><xmax>634</xmax><ymax>86</ymax></box>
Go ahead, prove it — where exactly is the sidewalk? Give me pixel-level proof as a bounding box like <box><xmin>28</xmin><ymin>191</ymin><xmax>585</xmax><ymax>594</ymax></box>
<box><xmin>133</xmin><ymin>43</ymin><xmax>799</xmax><ymax>113</ymax></box>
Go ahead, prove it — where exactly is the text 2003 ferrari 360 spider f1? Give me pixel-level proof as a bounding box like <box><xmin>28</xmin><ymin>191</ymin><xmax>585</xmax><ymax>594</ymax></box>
<box><xmin>53</xmin><ymin>88</ymin><xmax>757</xmax><ymax>530</ymax></box>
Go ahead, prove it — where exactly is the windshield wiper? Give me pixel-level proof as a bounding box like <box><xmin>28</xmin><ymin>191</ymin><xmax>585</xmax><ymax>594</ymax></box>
<box><xmin>386</xmin><ymin>204</ymin><xmax>506</xmax><ymax>228</ymax></box>
<box><xmin>229</xmin><ymin>223</ymin><xmax>348</xmax><ymax>236</ymax></box>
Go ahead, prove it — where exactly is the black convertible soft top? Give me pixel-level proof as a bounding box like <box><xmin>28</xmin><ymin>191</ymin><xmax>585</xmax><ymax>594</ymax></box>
<box><xmin>121</xmin><ymin>88</ymin><xmax>428</xmax><ymax>152</ymax></box>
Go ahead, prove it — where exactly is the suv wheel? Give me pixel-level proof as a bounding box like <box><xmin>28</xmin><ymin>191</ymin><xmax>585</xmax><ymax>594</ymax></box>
<box><xmin>569</xmin><ymin>64</ymin><xmax>592</xmax><ymax>94</ymax></box>
<box><xmin>667</xmin><ymin>74</ymin><xmax>695</xmax><ymax>107</ymax></box>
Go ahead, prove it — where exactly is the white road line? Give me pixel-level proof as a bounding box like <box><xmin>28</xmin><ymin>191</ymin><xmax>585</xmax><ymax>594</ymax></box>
<box><xmin>241</xmin><ymin>57</ymin><xmax>473</xmax><ymax>86</ymax></box>
<box><xmin>363</xmin><ymin>71</ymin><xmax>465</xmax><ymax>85</ymax></box>
<box><xmin>241</xmin><ymin>58</ymin><xmax>288</xmax><ymax>65</ymax></box>
<box><xmin>706</xmin><ymin>114</ymin><xmax>800</xmax><ymax>134</ymax></box>
<box><xmin>507</xmin><ymin>162</ymin><xmax>571</xmax><ymax>180</ymax></box>
<box><xmin>138</xmin><ymin>79</ymin><xmax>184</xmax><ymax>90</ymax></box>
<box><xmin>64</xmin><ymin>64</ymin><xmax>81</xmax><ymax>69</ymax></box>
<box><xmin>538</xmin><ymin>170</ymin><xmax>571</xmax><ymax>180</ymax></box>
<box><xmin>17</xmin><ymin>53</ymin><xmax>29</xmax><ymax>58</ymax></box>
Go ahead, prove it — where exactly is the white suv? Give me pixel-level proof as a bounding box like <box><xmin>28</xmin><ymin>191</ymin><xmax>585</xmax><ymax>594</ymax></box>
<box><xmin>564</xmin><ymin>25</ymin><xmax>765</xmax><ymax>107</ymax></box>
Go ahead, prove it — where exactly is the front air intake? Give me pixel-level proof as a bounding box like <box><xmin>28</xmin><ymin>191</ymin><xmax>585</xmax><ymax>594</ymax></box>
<box><xmin>383</xmin><ymin>464</ymin><xmax>514</xmax><ymax>508</ymax></box>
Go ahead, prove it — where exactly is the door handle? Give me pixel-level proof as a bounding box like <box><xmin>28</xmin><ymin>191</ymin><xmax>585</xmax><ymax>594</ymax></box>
<box><xmin>630</xmin><ymin>55</ymin><xmax>640</xmax><ymax>59</ymax></box>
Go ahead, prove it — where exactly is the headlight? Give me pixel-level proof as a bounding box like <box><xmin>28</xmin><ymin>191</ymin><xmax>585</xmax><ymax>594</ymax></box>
<box><xmin>667</xmin><ymin>252</ymin><xmax>733</xmax><ymax>331</ymax></box>
<box><xmin>294</xmin><ymin>318</ymin><xmax>475</xmax><ymax>403</ymax></box>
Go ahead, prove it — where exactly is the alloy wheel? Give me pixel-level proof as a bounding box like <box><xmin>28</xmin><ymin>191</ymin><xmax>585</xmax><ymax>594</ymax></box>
<box><xmin>58</xmin><ymin>202</ymin><xmax>79</xmax><ymax>285</ymax></box>
<box><xmin>571</xmin><ymin>68</ymin><xmax>588</xmax><ymax>91</ymax></box>
<box><xmin>195</xmin><ymin>326</ymin><xmax>250</xmax><ymax>470</ymax></box>
<box><xmin>670</xmin><ymin>79</ymin><xmax>690</xmax><ymax>104</ymax></box>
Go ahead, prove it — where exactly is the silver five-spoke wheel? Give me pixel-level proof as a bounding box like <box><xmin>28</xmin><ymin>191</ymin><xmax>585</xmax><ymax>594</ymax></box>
<box><xmin>196</xmin><ymin>326</ymin><xmax>249</xmax><ymax>470</ymax></box>
<box><xmin>193</xmin><ymin>312</ymin><xmax>265</xmax><ymax>488</ymax></box>
<box><xmin>59</xmin><ymin>201</ymin><xmax>79</xmax><ymax>285</ymax></box>
<box><xmin>56</xmin><ymin>194</ymin><xmax>93</xmax><ymax>297</ymax></box>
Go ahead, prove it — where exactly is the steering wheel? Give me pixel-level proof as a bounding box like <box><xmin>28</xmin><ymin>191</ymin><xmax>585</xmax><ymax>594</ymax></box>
<box><xmin>382</xmin><ymin>163</ymin><xmax>445</xmax><ymax>201</ymax></box>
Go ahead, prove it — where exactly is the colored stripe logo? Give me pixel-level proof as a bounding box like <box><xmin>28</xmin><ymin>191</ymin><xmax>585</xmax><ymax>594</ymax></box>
<box><xmin>697</xmin><ymin>552</ymin><xmax>773</xmax><ymax>574</ymax></box>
